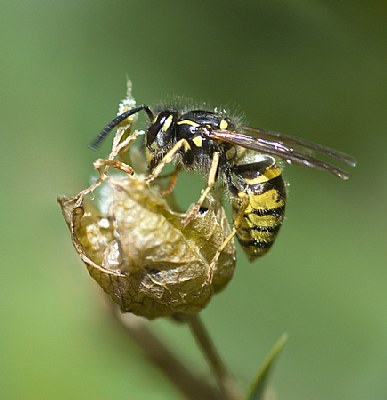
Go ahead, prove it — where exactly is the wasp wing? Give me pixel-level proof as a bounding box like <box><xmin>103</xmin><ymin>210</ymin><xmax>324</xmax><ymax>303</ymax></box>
<box><xmin>243</xmin><ymin>127</ymin><xmax>356</xmax><ymax>167</ymax></box>
<box><xmin>205</xmin><ymin>129</ymin><xmax>355</xmax><ymax>180</ymax></box>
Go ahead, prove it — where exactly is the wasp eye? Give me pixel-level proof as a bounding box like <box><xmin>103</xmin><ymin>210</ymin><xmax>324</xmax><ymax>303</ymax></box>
<box><xmin>147</xmin><ymin>111</ymin><xmax>171</xmax><ymax>144</ymax></box>
<box><xmin>161</xmin><ymin>114</ymin><xmax>174</xmax><ymax>132</ymax></box>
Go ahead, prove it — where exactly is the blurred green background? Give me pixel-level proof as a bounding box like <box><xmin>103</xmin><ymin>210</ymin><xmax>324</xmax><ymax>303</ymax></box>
<box><xmin>1</xmin><ymin>1</ymin><xmax>386</xmax><ymax>399</ymax></box>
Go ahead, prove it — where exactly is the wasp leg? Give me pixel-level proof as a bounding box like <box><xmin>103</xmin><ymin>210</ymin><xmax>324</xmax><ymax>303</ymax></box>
<box><xmin>160</xmin><ymin>167</ymin><xmax>180</xmax><ymax>196</ymax></box>
<box><xmin>231</xmin><ymin>192</ymin><xmax>250</xmax><ymax>230</ymax></box>
<box><xmin>182</xmin><ymin>152</ymin><xmax>220</xmax><ymax>226</ymax></box>
<box><xmin>209</xmin><ymin>192</ymin><xmax>249</xmax><ymax>272</ymax></box>
<box><xmin>145</xmin><ymin>138</ymin><xmax>190</xmax><ymax>184</ymax></box>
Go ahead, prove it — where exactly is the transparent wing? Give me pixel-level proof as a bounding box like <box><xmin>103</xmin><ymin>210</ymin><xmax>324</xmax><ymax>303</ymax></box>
<box><xmin>243</xmin><ymin>127</ymin><xmax>356</xmax><ymax>167</ymax></box>
<box><xmin>205</xmin><ymin>128</ymin><xmax>356</xmax><ymax>180</ymax></box>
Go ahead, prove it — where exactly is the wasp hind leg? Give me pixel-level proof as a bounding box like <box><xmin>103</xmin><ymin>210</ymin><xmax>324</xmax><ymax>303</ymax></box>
<box><xmin>182</xmin><ymin>152</ymin><xmax>220</xmax><ymax>226</ymax></box>
<box><xmin>209</xmin><ymin>192</ymin><xmax>249</xmax><ymax>272</ymax></box>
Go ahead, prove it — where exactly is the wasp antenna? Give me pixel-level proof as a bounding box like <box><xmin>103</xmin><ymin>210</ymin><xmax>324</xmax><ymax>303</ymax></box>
<box><xmin>89</xmin><ymin>104</ymin><xmax>154</xmax><ymax>151</ymax></box>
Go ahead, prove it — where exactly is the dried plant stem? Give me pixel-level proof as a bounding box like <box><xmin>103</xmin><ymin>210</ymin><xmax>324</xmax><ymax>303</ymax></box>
<box><xmin>186</xmin><ymin>314</ymin><xmax>240</xmax><ymax>400</ymax></box>
<box><xmin>111</xmin><ymin>306</ymin><xmax>223</xmax><ymax>400</ymax></box>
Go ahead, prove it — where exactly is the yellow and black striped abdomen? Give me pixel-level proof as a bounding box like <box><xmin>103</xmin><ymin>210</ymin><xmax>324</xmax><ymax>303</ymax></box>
<box><xmin>229</xmin><ymin>157</ymin><xmax>286</xmax><ymax>262</ymax></box>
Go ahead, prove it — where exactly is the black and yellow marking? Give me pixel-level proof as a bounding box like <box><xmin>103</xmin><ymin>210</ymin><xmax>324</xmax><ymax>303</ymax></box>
<box><xmin>92</xmin><ymin>101</ymin><xmax>354</xmax><ymax>264</ymax></box>
<box><xmin>230</xmin><ymin>160</ymin><xmax>286</xmax><ymax>261</ymax></box>
<box><xmin>176</xmin><ymin>119</ymin><xmax>200</xmax><ymax>128</ymax></box>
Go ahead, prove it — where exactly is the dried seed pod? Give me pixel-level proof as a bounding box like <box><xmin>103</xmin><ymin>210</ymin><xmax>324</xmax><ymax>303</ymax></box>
<box><xmin>58</xmin><ymin>175</ymin><xmax>236</xmax><ymax>319</ymax></box>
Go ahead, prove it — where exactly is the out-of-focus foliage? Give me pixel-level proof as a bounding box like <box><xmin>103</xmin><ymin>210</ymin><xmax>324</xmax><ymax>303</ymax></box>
<box><xmin>2</xmin><ymin>1</ymin><xmax>387</xmax><ymax>399</ymax></box>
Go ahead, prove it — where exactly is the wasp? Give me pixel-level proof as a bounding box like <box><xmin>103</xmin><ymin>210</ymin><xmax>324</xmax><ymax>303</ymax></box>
<box><xmin>90</xmin><ymin>102</ymin><xmax>356</xmax><ymax>261</ymax></box>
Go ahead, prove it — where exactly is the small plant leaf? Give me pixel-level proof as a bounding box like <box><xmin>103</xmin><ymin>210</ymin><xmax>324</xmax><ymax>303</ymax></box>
<box><xmin>245</xmin><ymin>333</ymin><xmax>288</xmax><ymax>400</ymax></box>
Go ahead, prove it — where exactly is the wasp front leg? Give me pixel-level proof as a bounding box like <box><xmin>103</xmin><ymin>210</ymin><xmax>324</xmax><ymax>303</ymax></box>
<box><xmin>145</xmin><ymin>138</ymin><xmax>190</xmax><ymax>184</ymax></box>
<box><xmin>182</xmin><ymin>152</ymin><xmax>220</xmax><ymax>226</ymax></box>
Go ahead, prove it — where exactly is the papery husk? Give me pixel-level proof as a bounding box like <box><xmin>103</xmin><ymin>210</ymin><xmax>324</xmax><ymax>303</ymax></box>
<box><xmin>58</xmin><ymin>175</ymin><xmax>236</xmax><ymax>319</ymax></box>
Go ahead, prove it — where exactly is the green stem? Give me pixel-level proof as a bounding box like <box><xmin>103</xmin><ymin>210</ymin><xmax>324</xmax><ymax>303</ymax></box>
<box><xmin>111</xmin><ymin>305</ymin><xmax>223</xmax><ymax>400</ymax></box>
<box><xmin>186</xmin><ymin>314</ymin><xmax>240</xmax><ymax>400</ymax></box>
